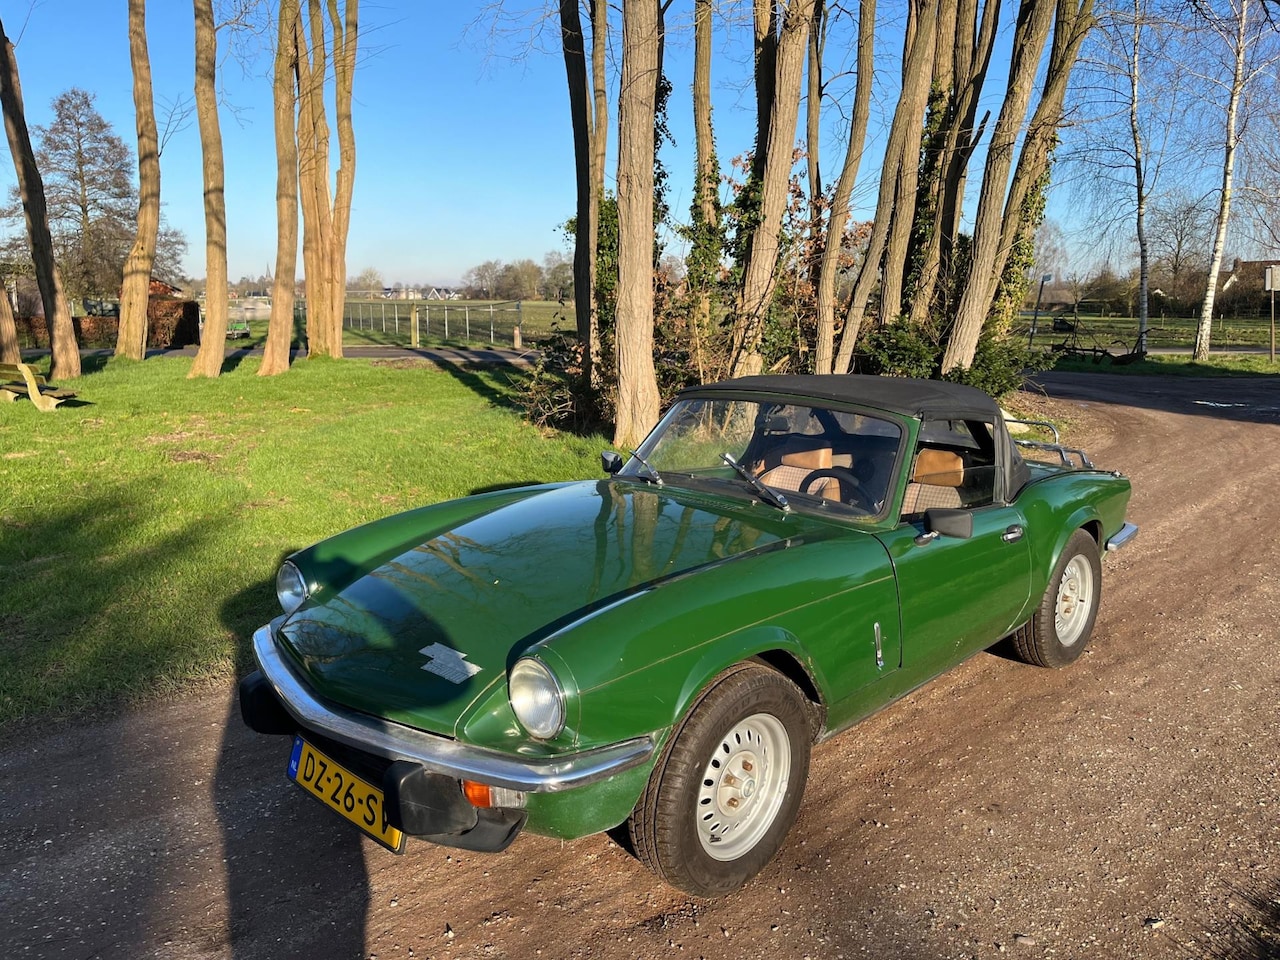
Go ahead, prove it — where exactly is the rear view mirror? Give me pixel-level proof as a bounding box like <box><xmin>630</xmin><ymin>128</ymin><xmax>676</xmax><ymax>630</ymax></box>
<box><xmin>601</xmin><ymin>451</ymin><xmax>623</xmax><ymax>475</ymax></box>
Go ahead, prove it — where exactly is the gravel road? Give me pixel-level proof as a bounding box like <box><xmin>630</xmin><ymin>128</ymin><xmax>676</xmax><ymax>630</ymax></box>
<box><xmin>2</xmin><ymin>371</ymin><xmax>1277</xmax><ymax>960</ymax></box>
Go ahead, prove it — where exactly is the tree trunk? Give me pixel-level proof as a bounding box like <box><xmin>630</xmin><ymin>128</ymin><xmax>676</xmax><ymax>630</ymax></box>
<box><xmin>117</xmin><ymin>0</ymin><xmax>160</xmax><ymax>362</ymax></box>
<box><xmin>832</xmin><ymin>0</ymin><xmax>939</xmax><ymax>374</ymax></box>
<box><xmin>559</xmin><ymin>0</ymin><xmax>595</xmax><ymax>360</ymax></box>
<box><xmin>189</xmin><ymin>0</ymin><xmax>230</xmax><ymax>379</ymax></box>
<box><xmin>689</xmin><ymin>0</ymin><xmax>720</xmax><ymax>382</ymax></box>
<box><xmin>297</xmin><ymin>0</ymin><xmax>335</xmax><ymax>358</ymax></box>
<box><xmin>326</xmin><ymin>0</ymin><xmax>357</xmax><ymax>356</ymax></box>
<box><xmin>815</xmin><ymin>0</ymin><xmax>876</xmax><ymax>375</ymax></box>
<box><xmin>729</xmin><ymin>0</ymin><xmax>818</xmax><ymax>377</ymax></box>
<box><xmin>1195</xmin><ymin>0</ymin><xmax>1249</xmax><ymax>360</ymax></box>
<box><xmin>0</xmin><ymin>21</ymin><xmax>79</xmax><ymax>379</ymax></box>
<box><xmin>1129</xmin><ymin>0</ymin><xmax>1149</xmax><ymax>353</ymax></box>
<box><xmin>879</xmin><ymin>0</ymin><xmax>939</xmax><ymax>324</ymax></box>
<box><xmin>613</xmin><ymin>0</ymin><xmax>661</xmax><ymax>449</ymax></box>
<box><xmin>588</xmin><ymin>0</ymin><xmax>608</xmax><ymax>387</ymax></box>
<box><xmin>940</xmin><ymin>0</ymin><xmax>1057</xmax><ymax>374</ymax></box>
<box><xmin>907</xmin><ymin>0</ymin><xmax>1000</xmax><ymax>327</ymax></box>
<box><xmin>0</xmin><ymin>276</ymin><xmax>18</xmax><ymax>364</ymax></box>
<box><xmin>261</xmin><ymin>0</ymin><xmax>300</xmax><ymax>376</ymax></box>
<box><xmin>752</xmin><ymin>0</ymin><xmax>779</xmax><ymax>187</ymax></box>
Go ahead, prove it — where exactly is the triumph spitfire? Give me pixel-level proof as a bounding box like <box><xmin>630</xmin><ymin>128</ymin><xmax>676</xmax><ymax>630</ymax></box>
<box><xmin>239</xmin><ymin>374</ymin><xmax>1136</xmax><ymax>896</ymax></box>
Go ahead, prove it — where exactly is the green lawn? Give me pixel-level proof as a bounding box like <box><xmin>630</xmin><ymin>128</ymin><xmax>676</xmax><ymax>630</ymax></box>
<box><xmin>0</xmin><ymin>355</ymin><xmax>607</xmax><ymax>728</ymax></box>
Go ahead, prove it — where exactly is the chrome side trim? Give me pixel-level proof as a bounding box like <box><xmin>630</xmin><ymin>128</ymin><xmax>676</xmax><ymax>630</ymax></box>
<box><xmin>251</xmin><ymin>624</ymin><xmax>655</xmax><ymax>793</ymax></box>
<box><xmin>1105</xmin><ymin>522</ymin><xmax>1139</xmax><ymax>552</ymax></box>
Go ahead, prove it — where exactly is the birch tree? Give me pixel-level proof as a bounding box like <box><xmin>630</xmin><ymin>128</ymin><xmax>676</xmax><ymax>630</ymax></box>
<box><xmin>117</xmin><ymin>0</ymin><xmax>161</xmax><ymax>361</ymax></box>
<box><xmin>0</xmin><ymin>17</ymin><xmax>79</xmax><ymax>378</ymax></box>
<box><xmin>1190</xmin><ymin>0</ymin><xmax>1278</xmax><ymax>359</ymax></box>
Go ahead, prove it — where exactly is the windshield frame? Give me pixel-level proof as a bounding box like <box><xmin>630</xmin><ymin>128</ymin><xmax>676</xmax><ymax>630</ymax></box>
<box><xmin>617</xmin><ymin>390</ymin><xmax>910</xmax><ymax>523</ymax></box>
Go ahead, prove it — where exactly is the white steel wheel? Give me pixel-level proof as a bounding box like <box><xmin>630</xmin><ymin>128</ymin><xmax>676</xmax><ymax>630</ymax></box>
<box><xmin>695</xmin><ymin>713</ymin><xmax>792</xmax><ymax>861</ymax></box>
<box><xmin>1012</xmin><ymin>529</ymin><xmax>1103</xmax><ymax>669</ymax></box>
<box><xmin>1055</xmin><ymin>554</ymin><xmax>1096</xmax><ymax>648</ymax></box>
<box><xmin>626</xmin><ymin>663</ymin><xmax>812</xmax><ymax>897</ymax></box>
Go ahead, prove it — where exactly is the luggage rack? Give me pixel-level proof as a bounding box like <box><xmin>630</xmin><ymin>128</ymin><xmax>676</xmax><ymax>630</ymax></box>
<box><xmin>1006</xmin><ymin>419</ymin><xmax>1095</xmax><ymax>469</ymax></box>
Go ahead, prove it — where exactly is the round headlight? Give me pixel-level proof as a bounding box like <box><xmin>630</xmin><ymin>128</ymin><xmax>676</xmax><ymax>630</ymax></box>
<box><xmin>509</xmin><ymin>658</ymin><xmax>565</xmax><ymax>740</ymax></box>
<box><xmin>276</xmin><ymin>560</ymin><xmax>309</xmax><ymax>614</ymax></box>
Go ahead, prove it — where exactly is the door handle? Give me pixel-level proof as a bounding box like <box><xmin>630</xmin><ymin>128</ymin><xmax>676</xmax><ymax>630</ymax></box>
<box><xmin>1002</xmin><ymin>524</ymin><xmax>1024</xmax><ymax>543</ymax></box>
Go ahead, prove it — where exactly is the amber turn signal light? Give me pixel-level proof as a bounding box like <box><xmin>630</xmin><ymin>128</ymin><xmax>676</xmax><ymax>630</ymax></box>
<box><xmin>461</xmin><ymin>780</ymin><xmax>492</xmax><ymax>808</ymax></box>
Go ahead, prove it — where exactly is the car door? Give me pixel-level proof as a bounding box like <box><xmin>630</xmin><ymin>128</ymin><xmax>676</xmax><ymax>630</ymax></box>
<box><xmin>875</xmin><ymin>419</ymin><xmax>1032</xmax><ymax>677</ymax></box>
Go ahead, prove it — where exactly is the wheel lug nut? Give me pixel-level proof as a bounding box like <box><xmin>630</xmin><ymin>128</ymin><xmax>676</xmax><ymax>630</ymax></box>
<box><xmin>741</xmin><ymin>761</ymin><xmax>754</xmax><ymax>772</ymax></box>
<box><xmin>723</xmin><ymin>773</ymin><xmax>739</xmax><ymax>786</ymax></box>
<box><xmin>727</xmin><ymin>797</ymin><xmax>740</xmax><ymax>808</ymax></box>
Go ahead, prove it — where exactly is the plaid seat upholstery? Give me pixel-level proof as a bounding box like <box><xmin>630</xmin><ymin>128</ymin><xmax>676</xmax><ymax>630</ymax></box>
<box><xmin>901</xmin><ymin>449</ymin><xmax>964</xmax><ymax>517</ymax></box>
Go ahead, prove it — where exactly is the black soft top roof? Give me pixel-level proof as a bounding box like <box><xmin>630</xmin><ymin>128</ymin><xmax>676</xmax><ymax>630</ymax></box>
<box><xmin>684</xmin><ymin>374</ymin><xmax>1001</xmax><ymax>421</ymax></box>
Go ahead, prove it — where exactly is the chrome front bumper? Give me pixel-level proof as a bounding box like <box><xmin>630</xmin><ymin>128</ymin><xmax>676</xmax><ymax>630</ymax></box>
<box><xmin>250</xmin><ymin>623</ymin><xmax>655</xmax><ymax>793</ymax></box>
<box><xmin>1106</xmin><ymin>522</ymin><xmax>1139</xmax><ymax>552</ymax></box>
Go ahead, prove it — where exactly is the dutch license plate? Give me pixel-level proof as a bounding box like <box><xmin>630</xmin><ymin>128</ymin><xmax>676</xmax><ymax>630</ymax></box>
<box><xmin>288</xmin><ymin>736</ymin><xmax>406</xmax><ymax>853</ymax></box>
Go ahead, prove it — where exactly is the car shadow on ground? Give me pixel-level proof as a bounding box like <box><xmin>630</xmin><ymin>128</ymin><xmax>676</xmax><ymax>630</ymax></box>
<box><xmin>1033</xmin><ymin>370</ymin><xmax>1280</xmax><ymax>428</ymax></box>
<box><xmin>215</xmin><ymin>578</ymin><xmax>372</xmax><ymax>959</ymax></box>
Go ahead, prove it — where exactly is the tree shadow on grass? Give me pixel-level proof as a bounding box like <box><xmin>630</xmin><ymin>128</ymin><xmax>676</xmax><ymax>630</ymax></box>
<box><xmin>430</xmin><ymin>356</ymin><xmax>523</xmax><ymax>412</ymax></box>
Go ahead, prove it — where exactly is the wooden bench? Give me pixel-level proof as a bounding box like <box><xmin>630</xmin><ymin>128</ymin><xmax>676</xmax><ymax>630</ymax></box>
<box><xmin>0</xmin><ymin>362</ymin><xmax>77</xmax><ymax>412</ymax></box>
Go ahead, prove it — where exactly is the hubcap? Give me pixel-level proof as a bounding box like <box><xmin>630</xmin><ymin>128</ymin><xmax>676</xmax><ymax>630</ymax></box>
<box><xmin>1055</xmin><ymin>555</ymin><xmax>1095</xmax><ymax>647</ymax></box>
<box><xmin>696</xmin><ymin>713</ymin><xmax>791</xmax><ymax>861</ymax></box>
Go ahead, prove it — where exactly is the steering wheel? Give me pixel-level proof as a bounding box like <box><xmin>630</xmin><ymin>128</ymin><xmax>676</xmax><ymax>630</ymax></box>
<box><xmin>800</xmin><ymin>467</ymin><xmax>876</xmax><ymax>512</ymax></box>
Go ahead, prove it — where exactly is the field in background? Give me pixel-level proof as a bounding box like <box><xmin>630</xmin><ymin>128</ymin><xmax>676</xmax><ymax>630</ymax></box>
<box><xmin>1012</xmin><ymin>312</ymin><xmax>1276</xmax><ymax>352</ymax></box>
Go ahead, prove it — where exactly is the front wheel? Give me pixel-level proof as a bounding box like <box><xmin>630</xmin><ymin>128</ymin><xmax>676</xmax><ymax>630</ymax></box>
<box><xmin>627</xmin><ymin>663</ymin><xmax>811</xmax><ymax>897</ymax></box>
<box><xmin>1012</xmin><ymin>529</ymin><xmax>1102</xmax><ymax>668</ymax></box>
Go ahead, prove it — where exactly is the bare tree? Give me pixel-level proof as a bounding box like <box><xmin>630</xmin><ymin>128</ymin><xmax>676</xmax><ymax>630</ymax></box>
<box><xmin>1190</xmin><ymin>0</ymin><xmax>1279</xmax><ymax>359</ymax></box>
<box><xmin>0</xmin><ymin>16</ymin><xmax>78</xmax><ymax>378</ymax></box>
<box><xmin>832</xmin><ymin>0</ymin><xmax>940</xmax><ymax>374</ymax></box>
<box><xmin>261</xmin><ymin>0</ymin><xmax>299</xmax><ymax>377</ymax></box>
<box><xmin>117</xmin><ymin>0</ymin><xmax>161</xmax><ymax>361</ymax></box>
<box><xmin>814</xmin><ymin>0</ymin><xmax>875</xmax><ymax>374</ymax></box>
<box><xmin>189</xmin><ymin>0</ymin><xmax>230</xmax><ymax>378</ymax></box>
<box><xmin>729</xmin><ymin>0</ymin><xmax>818</xmax><ymax>377</ymax></box>
<box><xmin>941</xmin><ymin>0</ymin><xmax>1062</xmax><ymax>373</ymax></box>
<box><xmin>614</xmin><ymin>0</ymin><xmax>661</xmax><ymax>448</ymax></box>
<box><xmin>0</xmin><ymin>274</ymin><xmax>18</xmax><ymax>363</ymax></box>
<box><xmin>294</xmin><ymin>0</ymin><xmax>358</xmax><ymax>359</ymax></box>
<box><xmin>557</xmin><ymin>0</ymin><xmax>607</xmax><ymax>386</ymax></box>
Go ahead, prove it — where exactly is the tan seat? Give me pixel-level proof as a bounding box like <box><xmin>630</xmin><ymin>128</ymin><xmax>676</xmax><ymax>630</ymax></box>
<box><xmin>901</xmin><ymin>448</ymin><xmax>964</xmax><ymax>516</ymax></box>
<box><xmin>758</xmin><ymin>445</ymin><xmax>841</xmax><ymax>499</ymax></box>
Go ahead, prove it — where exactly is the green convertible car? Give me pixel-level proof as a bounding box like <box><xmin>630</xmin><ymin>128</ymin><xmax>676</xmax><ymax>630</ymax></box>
<box><xmin>240</xmin><ymin>375</ymin><xmax>1137</xmax><ymax>896</ymax></box>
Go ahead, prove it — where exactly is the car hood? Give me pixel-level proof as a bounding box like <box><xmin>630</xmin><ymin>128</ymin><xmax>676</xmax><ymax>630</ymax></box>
<box><xmin>276</xmin><ymin>480</ymin><xmax>799</xmax><ymax>734</ymax></box>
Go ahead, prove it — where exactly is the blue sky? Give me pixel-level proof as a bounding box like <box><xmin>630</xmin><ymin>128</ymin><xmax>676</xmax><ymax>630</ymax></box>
<box><xmin>3</xmin><ymin>1</ymin><xmax>1033</xmax><ymax>288</ymax></box>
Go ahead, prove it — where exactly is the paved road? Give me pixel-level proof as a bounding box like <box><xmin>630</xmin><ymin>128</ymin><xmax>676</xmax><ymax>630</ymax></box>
<box><xmin>2</xmin><ymin>372</ymin><xmax>1278</xmax><ymax>960</ymax></box>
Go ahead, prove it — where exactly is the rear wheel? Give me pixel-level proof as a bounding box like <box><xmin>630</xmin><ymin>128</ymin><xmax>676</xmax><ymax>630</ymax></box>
<box><xmin>627</xmin><ymin>663</ymin><xmax>811</xmax><ymax>897</ymax></box>
<box><xmin>1013</xmin><ymin>529</ymin><xmax>1102</xmax><ymax>668</ymax></box>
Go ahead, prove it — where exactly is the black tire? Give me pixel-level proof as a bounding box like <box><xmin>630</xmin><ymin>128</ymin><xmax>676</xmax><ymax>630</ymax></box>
<box><xmin>1012</xmin><ymin>529</ymin><xmax>1102</xmax><ymax>668</ymax></box>
<box><xmin>627</xmin><ymin>662</ymin><xmax>811</xmax><ymax>897</ymax></box>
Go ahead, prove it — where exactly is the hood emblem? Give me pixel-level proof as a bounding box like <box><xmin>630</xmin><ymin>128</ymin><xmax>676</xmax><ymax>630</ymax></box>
<box><xmin>419</xmin><ymin>643</ymin><xmax>483</xmax><ymax>684</ymax></box>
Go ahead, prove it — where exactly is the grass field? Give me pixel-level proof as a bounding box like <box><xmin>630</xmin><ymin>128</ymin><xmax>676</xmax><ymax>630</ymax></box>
<box><xmin>0</xmin><ymin>354</ymin><xmax>606</xmax><ymax>729</ymax></box>
<box><xmin>1014</xmin><ymin>312</ymin><xmax>1277</xmax><ymax>351</ymax></box>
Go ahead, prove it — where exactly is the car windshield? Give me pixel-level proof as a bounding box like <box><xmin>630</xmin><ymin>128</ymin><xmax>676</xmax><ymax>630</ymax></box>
<box><xmin>624</xmin><ymin>396</ymin><xmax>903</xmax><ymax>517</ymax></box>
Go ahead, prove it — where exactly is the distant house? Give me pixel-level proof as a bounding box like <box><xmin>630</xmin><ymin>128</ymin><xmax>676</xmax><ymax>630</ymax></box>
<box><xmin>427</xmin><ymin>287</ymin><xmax>460</xmax><ymax>301</ymax></box>
<box><xmin>1218</xmin><ymin>258</ymin><xmax>1280</xmax><ymax>292</ymax></box>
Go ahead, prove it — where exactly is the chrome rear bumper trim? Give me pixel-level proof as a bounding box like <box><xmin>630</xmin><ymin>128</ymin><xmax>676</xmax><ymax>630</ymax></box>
<box><xmin>251</xmin><ymin>624</ymin><xmax>655</xmax><ymax>793</ymax></box>
<box><xmin>1106</xmin><ymin>522</ymin><xmax>1139</xmax><ymax>552</ymax></box>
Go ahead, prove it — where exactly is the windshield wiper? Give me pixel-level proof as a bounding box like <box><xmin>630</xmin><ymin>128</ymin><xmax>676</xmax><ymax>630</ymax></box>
<box><xmin>720</xmin><ymin>452</ymin><xmax>790</xmax><ymax>512</ymax></box>
<box><xmin>628</xmin><ymin>448</ymin><xmax>663</xmax><ymax>485</ymax></box>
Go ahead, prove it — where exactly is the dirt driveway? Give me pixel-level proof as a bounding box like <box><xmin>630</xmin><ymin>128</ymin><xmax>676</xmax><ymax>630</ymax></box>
<box><xmin>2</xmin><ymin>372</ymin><xmax>1277</xmax><ymax>960</ymax></box>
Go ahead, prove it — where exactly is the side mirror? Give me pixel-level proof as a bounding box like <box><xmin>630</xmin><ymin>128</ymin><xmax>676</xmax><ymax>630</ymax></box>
<box><xmin>924</xmin><ymin>508</ymin><xmax>973</xmax><ymax>540</ymax></box>
<box><xmin>601</xmin><ymin>451</ymin><xmax>623</xmax><ymax>475</ymax></box>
